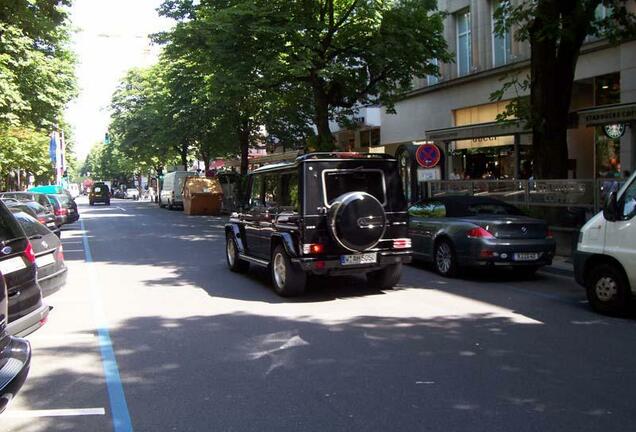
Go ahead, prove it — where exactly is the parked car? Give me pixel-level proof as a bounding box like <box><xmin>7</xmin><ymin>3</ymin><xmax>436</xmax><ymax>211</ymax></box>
<box><xmin>0</xmin><ymin>272</ymin><xmax>31</xmax><ymax>414</ymax></box>
<box><xmin>112</xmin><ymin>188</ymin><xmax>126</xmax><ymax>199</ymax></box>
<box><xmin>89</xmin><ymin>182</ymin><xmax>110</xmax><ymax>206</ymax></box>
<box><xmin>12</xmin><ymin>211</ymin><xmax>67</xmax><ymax>297</ymax></box>
<box><xmin>49</xmin><ymin>193</ymin><xmax>79</xmax><ymax>224</ymax></box>
<box><xmin>0</xmin><ymin>192</ymin><xmax>56</xmax><ymax>217</ymax></box>
<box><xmin>125</xmin><ymin>187</ymin><xmax>139</xmax><ymax>200</ymax></box>
<box><xmin>28</xmin><ymin>185</ymin><xmax>73</xmax><ymax>201</ymax></box>
<box><xmin>6</xmin><ymin>201</ymin><xmax>60</xmax><ymax>237</ymax></box>
<box><xmin>46</xmin><ymin>194</ymin><xmax>70</xmax><ymax>226</ymax></box>
<box><xmin>407</xmin><ymin>196</ymin><xmax>556</xmax><ymax>277</ymax></box>
<box><xmin>575</xmin><ymin>171</ymin><xmax>636</xmax><ymax>315</ymax></box>
<box><xmin>0</xmin><ymin>201</ymin><xmax>48</xmax><ymax>336</ymax></box>
<box><xmin>160</xmin><ymin>171</ymin><xmax>197</xmax><ymax>209</ymax></box>
<box><xmin>225</xmin><ymin>152</ymin><xmax>412</xmax><ymax>297</ymax></box>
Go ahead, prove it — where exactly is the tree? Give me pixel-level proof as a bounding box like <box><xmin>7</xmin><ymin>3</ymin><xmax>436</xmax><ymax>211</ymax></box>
<box><xmin>195</xmin><ymin>0</ymin><xmax>449</xmax><ymax>150</ymax></box>
<box><xmin>494</xmin><ymin>0</ymin><xmax>636</xmax><ymax>179</ymax></box>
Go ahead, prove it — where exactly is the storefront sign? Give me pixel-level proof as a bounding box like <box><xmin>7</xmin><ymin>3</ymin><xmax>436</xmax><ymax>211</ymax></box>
<box><xmin>603</xmin><ymin>123</ymin><xmax>626</xmax><ymax>139</ymax></box>
<box><xmin>579</xmin><ymin>103</ymin><xmax>636</xmax><ymax>127</ymax></box>
<box><xmin>415</xmin><ymin>144</ymin><xmax>441</xmax><ymax>168</ymax></box>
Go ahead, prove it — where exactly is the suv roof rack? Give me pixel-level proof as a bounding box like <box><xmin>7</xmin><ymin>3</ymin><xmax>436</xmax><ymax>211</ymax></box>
<box><xmin>297</xmin><ymin>152</ymin><xmax>394</xmax><ymax>161</ymax></box>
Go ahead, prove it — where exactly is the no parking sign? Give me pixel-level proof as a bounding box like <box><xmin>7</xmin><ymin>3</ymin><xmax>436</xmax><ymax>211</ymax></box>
<box><xmin>415</xmin><ymin>144</ymin><xmax>441</xmax><ymax>168</ymax></box>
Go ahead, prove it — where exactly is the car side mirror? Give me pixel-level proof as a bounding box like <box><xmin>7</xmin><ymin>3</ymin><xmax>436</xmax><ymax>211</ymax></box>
<box><xmin>603</xmin><ymin>191</ymin><xmax>619</xmax><ymax>222</ymax></box>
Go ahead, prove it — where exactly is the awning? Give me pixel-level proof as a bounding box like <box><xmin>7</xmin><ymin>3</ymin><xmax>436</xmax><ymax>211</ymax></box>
<box><xmin>577</xmin><ymin>102</ymin><xmax>636</xmax><ymax>127</ymax></box>
<box><xmin>426</xmin><ymin>120</ymin><xmax>527</xmax><ymax>142</ymax></box>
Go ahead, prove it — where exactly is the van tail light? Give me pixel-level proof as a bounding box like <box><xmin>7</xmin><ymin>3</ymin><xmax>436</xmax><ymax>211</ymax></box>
<box><xmin>393</xmin><ymin>238</ymin><xmax>412</xmax><ymax>249</ymax></box>
<box><xmin>24</xmin><ymin>242</ymin><xmax>36</xmax><ymax>264</ymax></box>
<box><xmin>56</xmin><ymin>245</ymin><xmax>64</xmax><ymax>262</ymax></box>
<box><xmin>546</xmin><ymin>228</ymin><xmax>554</xmax><ymax>239</ymax></box>
<box><xmin>303</xmin><ymin>243</ymin><xmax>324</xmax><ymax>254</ymax></box>
<box><xmin>467</xmin><ymin>227</ymin><xmax>495</xmax><ymax>239</ymax></box>
<box><xmin>55</xmin><ymin>208</ymin><xmax>68</xmax><ymax>216</ymax></box>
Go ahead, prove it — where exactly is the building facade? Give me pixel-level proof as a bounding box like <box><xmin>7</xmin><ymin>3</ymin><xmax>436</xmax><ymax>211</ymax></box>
<box><xmin>377</xmin><ymin>0</ymin><xmax>636</xmax><ymax>183</ymax></box>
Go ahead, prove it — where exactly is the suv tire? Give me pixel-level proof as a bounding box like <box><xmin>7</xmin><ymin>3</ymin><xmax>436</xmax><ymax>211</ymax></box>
<box><xmin>271</xmin><ymin>245</ymin><xmax>306</xmax><ymax>297</ymax></box>
<box><xmin>434</xmin><ymin>239</ymin><xmax>459</xmax><ymax>277</ymax></box>
<box><xmin>367</xmin><ymin>263</ymin><xmax>402</xmax><ymax>290</ymax></box>
<box><xmin>226</xmin><ymin>234</ymin><xmax>249</xmax><ymax>273</ymax></box>
<box><xmin>586</xmin><ymin>263</ymin><xmax>631</xmax><ymax>315</ymax></box>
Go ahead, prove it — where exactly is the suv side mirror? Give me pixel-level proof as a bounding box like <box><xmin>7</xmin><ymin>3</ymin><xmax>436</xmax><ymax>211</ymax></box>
<box><xmin>603</xmin><ymin>191</ymin><xmax>619</xmax><ymax>222</ymax></box>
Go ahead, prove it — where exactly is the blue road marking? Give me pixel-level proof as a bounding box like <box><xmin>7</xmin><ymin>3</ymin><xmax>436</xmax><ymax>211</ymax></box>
<box><xmin>80</xmin><ymin>219</ymin><xmax>134</xmax><ymax>432</ymax></box>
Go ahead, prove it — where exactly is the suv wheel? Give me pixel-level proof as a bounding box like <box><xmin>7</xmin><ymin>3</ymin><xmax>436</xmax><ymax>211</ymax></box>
<box><xmin>367</xmin><ymin>263</ymin><xmax>402</xmax><ymax>290</ymax></box>
<box><xmin>271</xmin><ymin>245</ymin><xmax>306</xmax><ymax>297</ymax></box>
<box><xmin>434</xmin><ymin>239</ymin><xmax>458</xmax><ymax>277</ymax></box>
<box><xmin>226</xmin><ymin>234</ymin><xmax>249</xmax><ymax>273</ymax></box>
<box><xmin>586</xmin><ymin>263</ymin><xmax>631</xmax><ymax>315</ymax></box>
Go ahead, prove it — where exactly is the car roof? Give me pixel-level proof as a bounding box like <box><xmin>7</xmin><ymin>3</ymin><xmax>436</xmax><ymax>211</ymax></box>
<box><xmin>251</xmin><ymin>152</ymin><xmax>395</xmax><ymax>174</ymax></box>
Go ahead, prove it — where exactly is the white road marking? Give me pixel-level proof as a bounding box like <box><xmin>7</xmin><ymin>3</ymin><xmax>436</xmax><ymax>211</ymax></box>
<box><xmin>28</xmin><ymin>333</ymin><xmax>96</xmax><ymax>342</ymax></box>
<box><xmin>3</xmin><ymin>408</ymin><xmax>106</xmax><ymax>418</ymax></box>
<box><xmin>117</xmin><ymin>207</ymin><xmax>127</xmax><ymax>212</ymax></box>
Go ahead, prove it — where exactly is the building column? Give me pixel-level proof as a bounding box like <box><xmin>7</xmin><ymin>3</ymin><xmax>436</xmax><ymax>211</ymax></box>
<box><xmin>621</xmin><ymin>123</ymin><xmax>636</xmax><ymax>175</ymax></box>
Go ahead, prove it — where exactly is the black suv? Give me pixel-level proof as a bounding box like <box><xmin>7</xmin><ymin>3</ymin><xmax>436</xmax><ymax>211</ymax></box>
<box><xmin>225</xmin><ymin>152</ymin><xmax>412</xmax><ymax>296</ymax></box>
<box><xmin>89</xmin><ymin>182</ymin><xmax>110</xmax><ymax>206</ymax></box>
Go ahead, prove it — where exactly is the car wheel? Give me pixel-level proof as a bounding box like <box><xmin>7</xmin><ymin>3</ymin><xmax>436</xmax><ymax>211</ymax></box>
<box><xmin>271</xmin><ymin>245</ymin><xmax>306</xmax><ymax>297</ymax></box>
<box><xmin>586</xmin><ymin>263</ymin><xmax>631</xmax><ymax>315</ymax></box>
<box><xmin>434</xmin><ymin>239</ymin><xmax>458</xmax><ymax>277</ymax></box>
<box><xmin>367</xmin><ymin>263</ymin><xmax>402</xmax><ymax>290</ymax></box>
<box><xmin>226</xmin><ymin>234</ymin><xmax>249</xmax><ymax>273</ymax></box>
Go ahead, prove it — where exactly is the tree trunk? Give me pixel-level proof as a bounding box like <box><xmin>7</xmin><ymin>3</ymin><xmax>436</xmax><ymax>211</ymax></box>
<box><xmin>180</xmin><ymin>142</ymin><xmax>188</xmax><ymax>170</ymax></box>
<box><xmin>529</xmin><ymin>0</ymin><xmax>591</xmax><ymax>179</ymax></box>
<box><xmin>312</xmin><ymin>82</ymin><xmax>335</xmax><ymax>151</ymax></box>
<box><xmin>238</xmin><ymin>117</ymin><xmax>250</xmax><ymax>176</ymax></box>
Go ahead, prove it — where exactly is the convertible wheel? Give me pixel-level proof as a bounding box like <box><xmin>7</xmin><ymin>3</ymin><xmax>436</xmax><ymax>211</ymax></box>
<box><xmin>271</xmin><ymin>245</ymin><xmax>306</xmax><ymax>297</ymax></box>
<box><xmin>434</xmin><ymin>239</ymin><xmax>458</xmax><ymax>277</ymax></box>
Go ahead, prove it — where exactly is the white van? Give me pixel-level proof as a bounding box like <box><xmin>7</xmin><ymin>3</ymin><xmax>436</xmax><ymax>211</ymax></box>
<box><xmin>160</xmin><ymin>171</ymin><xmax>197</xmax><ymax>209</ymax></box>
<box><xmin>575</xmin><ymin>172</ymin><xmax>636</xmax><ymax>314</ymax></box>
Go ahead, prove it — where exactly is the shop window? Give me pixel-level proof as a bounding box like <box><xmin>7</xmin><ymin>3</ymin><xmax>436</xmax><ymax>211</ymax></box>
<box><xmin>456</xmin><ymin>9</ymin><xmax>472</xmax><ymax>76</ymax></box>
<box><xmin>427</xmin><ymin>59</ymin><xmax>440</xmax><ymax>85</ymax></box>
<box><xmin>371</xmin><ymin>129</ymin><xmax>380</xmax><ymax>146</ymax></box>
<box><xmin>360</xmin><ymin>130</ymin><xmax>370</xmax><ymax>147</ymax></box>
<box><xmin>492</xmin><ymin>1</ymin><xmax>512</xmax><ymax>67</ymax></box>
<box><xmin>596</xmin><ymin>127</ymin><xmax>621</xmax><ymax>179</ymax></box>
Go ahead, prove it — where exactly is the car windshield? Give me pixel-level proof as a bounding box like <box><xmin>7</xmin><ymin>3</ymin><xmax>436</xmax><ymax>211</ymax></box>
<box><xmin>323</xmin><ymin>170</ymin><xmax>385</xmax><ymax>205</ymax></box>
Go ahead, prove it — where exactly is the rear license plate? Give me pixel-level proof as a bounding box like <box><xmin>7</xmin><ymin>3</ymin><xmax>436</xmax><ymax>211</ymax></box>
<box><xmin>36</xmin><ymin>253</ymin><xmax>56</xmax><ymax>268</ymax></box>
<box><xmin>513</xmin><ymin>252</ymin><xmax>539</xmax><ymax>261</ymax></box>
<box><xmin>340</xmin><ymin>253</ymin><xmax>377</xmax><ymax>266</ymax></box>
<box><xmin>68</xmin><ymin>209</ymin><xmax>74</xmax><ymax>213</ymax></box>
<box><xmin>0</xmin><ymin>256</ymin><xmax>27</xmax><ymax>274</ymax></box>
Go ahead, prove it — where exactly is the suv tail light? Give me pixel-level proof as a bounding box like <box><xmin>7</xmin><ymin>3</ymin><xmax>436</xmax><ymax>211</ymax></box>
<box><xmin>24</xmin><ymin>242</ymin><xmax>36</xmax><ymax>264</ymax></box>
<box><xmin>55</xmin><ymin>208</ymin><xmax>68</xmax><ymax>216</ymax></box>
<box><xmin>392</xmin><ymin>238</ymin><xmax>411</xmax><ymax>249</ymax></box>
<box><xmin>467</xmin><ymin>227</ymin><xmax>495</xmax><ymax>239</ymax></box>
<box><xmin>302</xmin><ymin>243</ymin><xmax>324</xmax><ymax>254</ymax></box>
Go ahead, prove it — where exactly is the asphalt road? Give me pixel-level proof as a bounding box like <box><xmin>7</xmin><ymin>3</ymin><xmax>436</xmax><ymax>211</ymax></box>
<box><xmin>2</xmin><ymin>198</ymin><xmax>636</xmax><ymax>432</ymax></box>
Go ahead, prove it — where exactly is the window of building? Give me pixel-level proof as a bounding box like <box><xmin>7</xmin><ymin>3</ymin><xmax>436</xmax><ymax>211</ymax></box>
<box><xmin>456</xmin><ymin>9</ymin><xmax>472</xmax><ymax>76</ymax></box>
<box><xmin>492</xmin><ymin>1</ymin><xmax>512</xmax><ymax>67</ymax></box>
<box><xmin>427</xmin><ymin>59</ymin><xmax>440</xmax><ymax>85</ymax></box>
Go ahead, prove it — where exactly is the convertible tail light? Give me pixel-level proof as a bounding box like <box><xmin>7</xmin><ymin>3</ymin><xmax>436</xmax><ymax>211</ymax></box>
<box><xmin>467</xmin><ymin>227</ymin><xmax>495</xmax><ymax>239</ymax></box>
<box><xmin>24</xmin><ymin>242</ymin><xmax>36</xmax><ymax>264</ymax></box>
<box><xmin>303</xmin><ymin>243</ymin><xmax>324</xmax><ymax>254</ymax></box>
<box><xmin>393</xmin><ymin>238</ymin><xmax>411</xmax><ymax>249</ymax></box>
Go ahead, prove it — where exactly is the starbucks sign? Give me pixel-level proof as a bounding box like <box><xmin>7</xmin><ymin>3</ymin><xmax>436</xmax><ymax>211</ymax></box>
<box><xmin>603</xmin><ymin>123</ymin><xmax>626</xmax><ymax>139</ymax></box>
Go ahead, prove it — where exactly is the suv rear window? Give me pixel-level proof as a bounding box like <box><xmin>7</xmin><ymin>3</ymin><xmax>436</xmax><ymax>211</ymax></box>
<box><xmin>0</xmin><ymin>203</ymin><xmax>26</xmax><ymax>243</ymax></box>
<box><xmin>323</xmin><ymin>170</ymin><xmax>385</xmax><ymax>205</ymax></box>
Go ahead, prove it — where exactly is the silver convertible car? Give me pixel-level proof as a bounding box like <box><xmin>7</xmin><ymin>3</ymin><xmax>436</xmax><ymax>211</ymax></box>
<box><xmin>408</xmin><ymin>196</ymin><xmax>556</xmax><ymax>277</ymax></box>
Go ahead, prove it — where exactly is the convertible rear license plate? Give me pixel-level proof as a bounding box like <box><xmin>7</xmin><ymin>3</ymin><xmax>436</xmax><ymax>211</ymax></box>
<box><xmin>340</xmin><ymin>253</ymin><xmax>377</xmax><ymax>266</ymax></box>
<box><xmin>36</xmin><ymin>253</ymin><xmax>56</xmax><ymax>268</ymax></box>
<box><xmin>513</xmin><ymin>252</ymin><xmax>539</xmax><ymax>261</ymax></box>
<box><xmin>0</xmin><ymin>256</ymin><xmax>27</xmax><ymax>275</ymax></box>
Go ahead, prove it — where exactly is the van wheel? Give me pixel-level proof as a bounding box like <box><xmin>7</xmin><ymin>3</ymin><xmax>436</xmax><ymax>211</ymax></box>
<box><xmin>586</xmin><ymin>263</ymin><xmax>631</xmax><ymax>315</ymax></box>
<box><xmin>226</xmin><ymin>234</ymin><xmax>249</xmax><ymax>273</ymax></box>
<box><xmin>271</xmin><ymin>245</ymin><xmax>306</xmax><ymax>297</ymax></box>
<box><xmin>367</xmin><ymin>263</ymin><xmax>402</xmax><ymax>290</ymax></box>
<box><xmin>434</xmin><ymin>239</ymin><xmax>459</xmax><ymax>277</ymax></box>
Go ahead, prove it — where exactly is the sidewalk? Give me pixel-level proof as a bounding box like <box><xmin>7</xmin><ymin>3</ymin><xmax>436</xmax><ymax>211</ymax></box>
<box><xmin>541</xmin><ymin>255</ymin><xmax>574</xmax><ymax>278</ymax></box>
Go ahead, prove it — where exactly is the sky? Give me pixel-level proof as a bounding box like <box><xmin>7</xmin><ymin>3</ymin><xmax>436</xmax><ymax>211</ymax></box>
<box><xmin>65</xmin><ymin>0</ymin><xmax>174</xmax><ymax>161</ymax></box>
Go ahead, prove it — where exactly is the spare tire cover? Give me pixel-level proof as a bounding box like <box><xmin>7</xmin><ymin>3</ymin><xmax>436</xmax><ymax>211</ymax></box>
<box><xmin>329</xmin><ymin>192</ymin><xmax>387</xmax><ymax>252</ymax></box>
